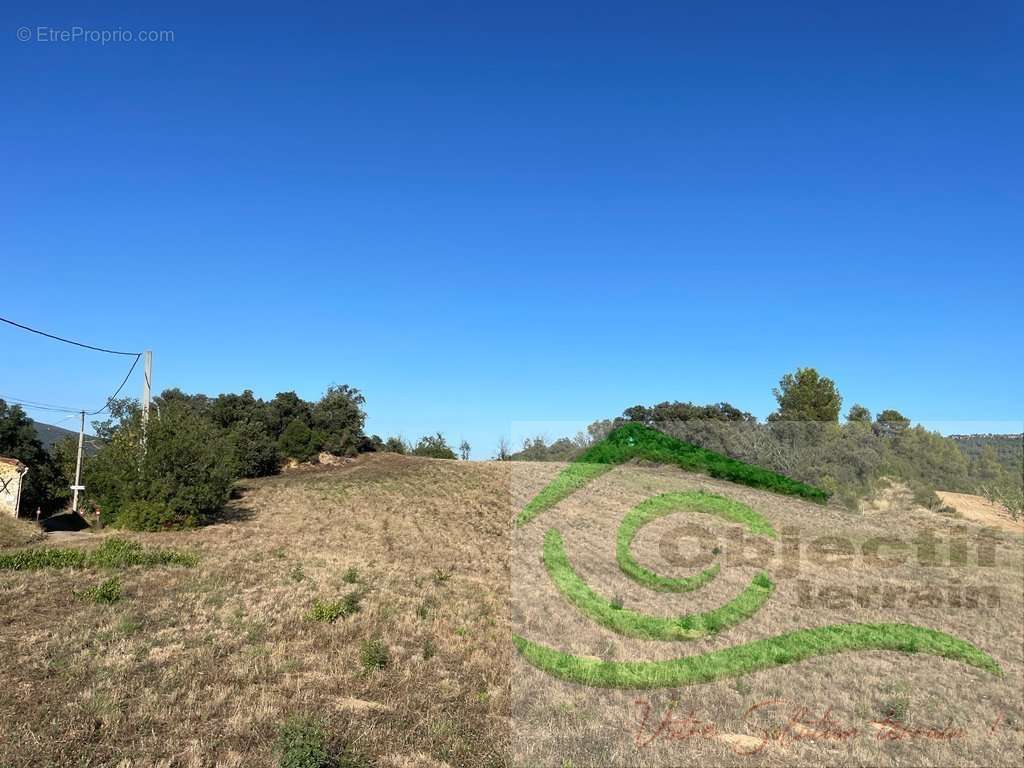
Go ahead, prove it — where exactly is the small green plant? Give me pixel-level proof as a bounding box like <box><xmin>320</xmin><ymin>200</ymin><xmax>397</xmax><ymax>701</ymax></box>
<box><xmin>610</xmin><ymin>595</ymin><xmax>624</xmax><ymax>611</ymax></box>
<box><xmin>117</xmin><ymin>616</ymin><xmax>142</xmax><ymax>635</ymax></box>
<box><xmin>307</xmin><ymin>591</ymin><xmax>362</xmax><ymax>623</ymax></box>
<box><xmin>276</xmin><ymin>716</ymin><xmax>330</xmax><ymax>768</ymax></box>
<box><xmin>422</xmin><ymin>637</ymin><xmax>436</xmax><ymax>660</ymax></box>
<box><xmin>342</xmin><ymin>567</ymin><xmax>360</xmax><ymax>584</ymax></box>
<box><xmin>77</xmin><ymin>576</ymin><xmax>122</xmax><ymax>604</ymax></box>
<box><xmin>272</xmin><ymin>546</ymin><xmax>287</xmax><ymax>559</ymax></box>
<box><xmin>290</xmin><ymin>564</ymin><xmax>306</xmax><ymax>582</ymax></box>
<box><xmin>432</xmin><ymin>567</ymin><xmax>453</xmax><ymax>585</ymax></box>
<box><xmin>360</xmin><ymin>638</ymin><xmax>389</xmax><ymax>671</ymax></box>
<box><xmin>878</xmin><ymin>681</ymin><xmax>911</xmax><ymax>722</ymax></box>
<box><xmin>416</xmin><ymin>599</ymin><xmax>432</xmax><ymax>620</ymax></box>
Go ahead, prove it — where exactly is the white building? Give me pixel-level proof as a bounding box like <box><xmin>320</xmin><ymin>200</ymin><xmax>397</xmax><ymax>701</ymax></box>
<box><xmin>0</xmin><ymin>457</ymin><xmax>29</xmax><ymax>517</ymax></box>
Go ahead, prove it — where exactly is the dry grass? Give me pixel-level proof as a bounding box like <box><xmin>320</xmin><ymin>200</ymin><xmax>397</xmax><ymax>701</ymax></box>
<box><xmin>0</xmin><ymin>454</ymin><xmax>523</xmax><ymax>767</ymax></box>
<box><xmin>0</xmin><ymin>514</ymin><xmax>43</xmax><ymax>549</ymax></box>
<box><xmin>0</xmin><ymin>454</ymin><xmax>1021</xmax><ymax>767</ymax></box>
<box><xmin>937</xmin><ymin>490</ymin><xmax>1024</xmax><ymax>534</ymax></box>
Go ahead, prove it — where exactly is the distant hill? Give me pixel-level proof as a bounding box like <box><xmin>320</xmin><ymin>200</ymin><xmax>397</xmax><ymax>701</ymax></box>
<box><xmin>30</xmin><ymin>421</ymin><xmax>103</xmax><ymax>454</ymax></box>
<box><xmin>949</xmin><ymin>433</ymin><xmax>1023</xmax><ymax>474</ymax></box>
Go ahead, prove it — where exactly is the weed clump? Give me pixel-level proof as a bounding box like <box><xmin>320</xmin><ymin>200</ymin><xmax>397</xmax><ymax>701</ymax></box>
<box><xmin>77</xmin><ymin>576</ymin><xmax>122</xmax><ymax>604</ymax></box>
<box><xmin>0</xmin><ymin>537</ymin><xmax>197</xmax><ymax>571</ymax></box>
<box><xmin>276</xmin><ymin>716</ymin><xmax>330</xmax><ymax>768</ymax></box>
<box><xmin>360</xmin><ymin>638</ymin><xmax>389</xmax><ymax>671</ymax></box>
<box><xmin>307</xmin><ymin>591</ymin><xmax>362</xmax><ymax>623</ymax></box>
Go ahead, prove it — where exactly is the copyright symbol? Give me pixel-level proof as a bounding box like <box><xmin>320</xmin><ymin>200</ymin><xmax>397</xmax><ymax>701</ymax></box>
<box><xmin>17</xmin><ymin>26</ymin><xmax>32</xmax><ymax>42</ymax></box>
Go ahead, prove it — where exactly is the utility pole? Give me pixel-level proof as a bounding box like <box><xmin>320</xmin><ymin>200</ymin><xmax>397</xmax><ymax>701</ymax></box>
<box><xmin>71</xmin><ymin>410</ymin><xmax>86</xmax><ymax>513</ymax></box>
<box><xmin>142</xmin><ymin>350</ymin><xmax>153</xmax><ymax>426</ymax></box>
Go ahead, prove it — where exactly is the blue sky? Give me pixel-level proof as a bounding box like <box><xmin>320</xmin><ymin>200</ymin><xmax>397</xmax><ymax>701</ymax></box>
<box><xmin>2</xmin><ymin>2</ymin><xmax>1021</xmax><ymax>456</ymax></box>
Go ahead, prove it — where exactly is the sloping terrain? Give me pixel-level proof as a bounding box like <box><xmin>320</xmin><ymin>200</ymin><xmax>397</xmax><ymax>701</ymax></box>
<box><xmin>0</xmin><ymin>453</ymin><xmax>1020</xmax><ymax>767</ymax></box>
<box><xmin>937</xmin><ymin>490</ymin><xmax>1024</xmax><ymax>534</ymax></box>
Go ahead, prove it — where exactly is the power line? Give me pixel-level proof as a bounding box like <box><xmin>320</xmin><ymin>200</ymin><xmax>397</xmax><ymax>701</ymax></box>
<box><xmin>0</xmin><ymin>315</ymin><xmax>140</xmax><ymax>356</ymax></box>
<box><xmin>88</xmin><ymin>353</ymin><xmax>142</xmax><ymax>415</ymax></box>
<box><xmin>1</xmin><ymin>353</ymin><xmax>142</xmax><ymax>416</ymax></box>
<box><xmin>0</xmin><ymin>395</ymin><xmax>82</xmax><ymax>414</ymax></box>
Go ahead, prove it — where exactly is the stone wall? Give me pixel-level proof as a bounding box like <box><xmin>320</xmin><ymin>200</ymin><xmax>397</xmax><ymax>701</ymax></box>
<box><xmin>0</xmin><ymin>459</ymin><xmax>26</xmax><ymax>517</ymax></box>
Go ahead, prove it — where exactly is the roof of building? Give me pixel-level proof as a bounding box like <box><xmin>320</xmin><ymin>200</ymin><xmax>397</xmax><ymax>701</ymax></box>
<box><xmin>0</xmin><ymin>456</ymin><xmax>28</xmax><ymax>470</ymax></box>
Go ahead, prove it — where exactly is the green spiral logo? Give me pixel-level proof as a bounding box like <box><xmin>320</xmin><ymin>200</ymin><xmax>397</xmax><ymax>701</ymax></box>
<box><xmin>512</xmin><ymin>424</ymin><xmax>1001</xmax><ymax>688</ymax></box>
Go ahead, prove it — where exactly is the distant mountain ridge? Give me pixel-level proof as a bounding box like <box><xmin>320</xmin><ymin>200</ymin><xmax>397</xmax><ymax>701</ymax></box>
<box><xmin>30</xmin><ymin>421</ymin><xmax>103</xmax><ymax>454</ymax></box>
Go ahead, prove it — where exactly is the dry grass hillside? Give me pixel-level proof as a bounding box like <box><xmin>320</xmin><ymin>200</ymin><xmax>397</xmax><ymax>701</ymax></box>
<box><xmin>0</xmin><ymin>453</ymin><xmax>1021</xmax><ymax>767</ymax></box>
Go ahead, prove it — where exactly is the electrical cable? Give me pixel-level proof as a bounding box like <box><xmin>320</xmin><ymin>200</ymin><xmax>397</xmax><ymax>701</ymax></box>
<box><xmin>0</xmin><ymin>315</ymin><xmax>140</xmax><ymax>356</ymax></box>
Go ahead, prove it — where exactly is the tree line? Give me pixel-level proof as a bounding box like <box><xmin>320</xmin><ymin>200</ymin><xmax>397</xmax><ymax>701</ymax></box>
<box><xmin>511</xmin><ymin>367</ymin><xmax>1023</xmax><ymax>518</ymax></box>
<box><xmin>0</xmin><ymin>385</ymin><xmax>469</xmax><ymax>530</ymax></box>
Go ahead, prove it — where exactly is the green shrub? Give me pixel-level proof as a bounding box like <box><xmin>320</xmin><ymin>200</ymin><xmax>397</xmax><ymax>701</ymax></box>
<box><xmin>342</xmin><ymin>567</ymin><xmax>360</xmax><ymax>584</ymax></box>
<box><xmin>411</xmin><ymin>433</ymin><xmax>457</xmax><ymax>459</ymax></box>
<box><xmin>307</xmin><ymin>592</ymin><xmax>362</xmax><ymax>623</ymax></box>
<box><xmin>227</xmin><ymin>419</ymin><xmax>281</xmax><ymax>477</ymax></box>
<box><xmin>114</xmin><ymin>500</ymin><xmax>185</xmax><ymax>531</ymax></box>
<box><xmin>279</xmin><ymin>419</ymin><xmax>317</xmax><ymax>463</ymax></box>
<box><xmin>360</xmin><ymin>638</ymin><xmax>389</xmax><ymax>671</ymax></box>
<box><xmin>422</xmin><ymin>638</ymin><xmax>436</xmax><ymax>660</ymax></box>
<box><xmin>78</xmin><ymin>576</ymin><xmax>122</xmax><ymax>604</ymax></box>
<box><xmin>276</xmin><ymin>716</ymin><xmax>330</xmax><ymax>768</ymax></box>
<box><xmin>910</xmin><ymin>484</ymin><xmax>941</xmax><ymax>510</ymax></box>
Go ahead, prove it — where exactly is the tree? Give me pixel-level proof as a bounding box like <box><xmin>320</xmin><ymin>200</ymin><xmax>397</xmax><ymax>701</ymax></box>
<box><xmin>846</xmin><ymin>404</ymin><xmax>872</xmax><ymax>424</ymax></box>
<box><xmin>278</xmin><ymin>419</ymin><xmax>316</xmax><ymax>462</ymax></box>
<box><xmin>383</xmin><ymin>436</ymin><xmax>407</xmax><ymax>454</ymax></box>
<box><xmin>874</xmin><ymin>409</ymin><xmax>911</xmax><ymax>437</ymax></box>
<box><xmin>87</xmin><ymin>399</ymin><xmax>234</xmax><ymax>529</ymax></box>
<box><xmin>227</xmin><ymin>420</ymin><xmax>280</xmax><ymax>477</ymax></box>
<box><xmin>622</xmin><ymin>401</ymin><xmax>756</xmax><ymax>426</ymax></box>
<box><xmin>0</xmin><ymin>399</ymin><xmax>67</xmax><ymax>514</ymax></box>
<box><xmin>412</xmin><ymin>433</ymin><xmax>456</xmax><ymax>459</ymax></box>
<box><xmin>459</xmin><ymin>440</ymin><xmax>471</xmax><ymax>460</ymax></box>
<box><xmin>494</xmin><ymin>437</ymin><xmax>511</xmax><ymax>461</ymax></box>
<box><xmin>265</xmin><ymin>392</ymin><xmax>313</xmax><ymax>440</ymax></box>
<box><xmin>311</xmin><ymin>385</ymin><xmax>366</xmax><ymax>456</ymax></box>
<box><xmin>769</xmin><ymin>368</ymin><xmax>842</xmax><ymax>422</ymax></box>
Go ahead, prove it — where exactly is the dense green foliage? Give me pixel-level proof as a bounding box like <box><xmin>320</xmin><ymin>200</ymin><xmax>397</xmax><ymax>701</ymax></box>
<box><xmin>153</xmin><ymin>384</ymin><xmax>369</xmax><ymax>470</ymax></box>
<box><xmin>544</xmin><ymin>528</ymin><xmax>773</xmax><ymax>640</ymax></box>
<box><xmin>513</xmin><ymin>622</ymin><xmax>1000</xmax><ymax>688</ymax></box>
<box><xmin>87</xmin><ymin>399</ymin><xmax>236</xmax><ymax>529</ymax></box>
<box><xmin>769</xmin><ymin>367</ymin><xmax>843</xmax><ymax>422</ymax></box>
<box><xmin>0</xmin><ymin>537</ymin><xmax>197</xmax><ymax>571</ymax></box>
<box><xmin>411</xmin><ymin>433</ymin><xmax>457</xmax><ymax>459</ymax></box>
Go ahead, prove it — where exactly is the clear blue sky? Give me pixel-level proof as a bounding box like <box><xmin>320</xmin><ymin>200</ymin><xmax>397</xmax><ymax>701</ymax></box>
<box><xmin>2</xmin><ymin>2</ymin><xmax>1021</xmax><ymax>456</ymax></box>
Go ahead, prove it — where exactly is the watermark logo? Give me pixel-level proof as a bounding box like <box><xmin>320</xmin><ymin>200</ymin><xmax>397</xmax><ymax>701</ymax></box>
<box><xmin>16</xmin><ymin>26</ymin><xmax>175</xmax><ymax>45</ymax></box>
<box><xmin>510</xmin><ymin>420</ymin><xmax>1016</xmax><ymax>765</ymax></box>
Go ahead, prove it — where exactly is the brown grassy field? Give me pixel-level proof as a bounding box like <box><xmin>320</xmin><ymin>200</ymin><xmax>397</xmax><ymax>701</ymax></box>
<box><xmin>1</xmin><ymin>454</ymin><xmax>1022</xmax><ymax>767</ymax></box>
